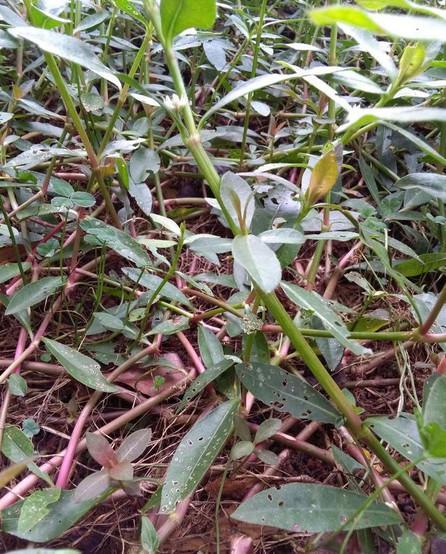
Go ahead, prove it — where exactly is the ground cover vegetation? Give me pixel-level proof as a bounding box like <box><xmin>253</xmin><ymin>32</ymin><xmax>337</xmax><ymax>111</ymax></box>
<box><xmin>1</xmin><ymin>0</ymin><xmax>446</xmax><ymax>552</ymax></box>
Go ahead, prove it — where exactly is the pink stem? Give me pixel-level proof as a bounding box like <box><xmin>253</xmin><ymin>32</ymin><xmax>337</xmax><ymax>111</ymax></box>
<box><xmin>0</xmin><ymin>369</ymin><xmax>194</xmax><ymax>509</ymax></box>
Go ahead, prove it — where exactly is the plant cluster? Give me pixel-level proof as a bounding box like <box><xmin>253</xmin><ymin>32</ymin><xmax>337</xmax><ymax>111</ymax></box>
<box><xmin>1</xmin><ymin>0</ymin><xmax>446</xmax><ymax>552</ymax></box>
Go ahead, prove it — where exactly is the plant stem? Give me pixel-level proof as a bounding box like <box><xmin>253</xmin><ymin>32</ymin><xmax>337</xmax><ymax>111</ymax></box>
<box><xmin>144</xmin><ymin>3</ymin><xmax>446</xmax><ymax>530</ymax></box>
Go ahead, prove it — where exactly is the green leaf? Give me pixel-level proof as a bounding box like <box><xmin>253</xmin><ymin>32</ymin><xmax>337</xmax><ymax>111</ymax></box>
<box><xmin>160</xmin><ymin>0</ymin><xmax>217</xmax><ymax>43</ymax></box>
<box><xmin>160</xmin><ymin>400</ymin><xmax>238</xmax><ymax>513</ymax></box>
<box><xmin>177</xmin><ymin>358</ymin><xmax>234</xmax><ymax>410</ymax></box>
<box><xmin>423</xmin><ymin>375</ymin><xmax>446</xmax><ymax>429</ymax></box>
<box><xmin>254</xmin><ymin>419</ymin><xmax>282</xmax><ymax>444</ymax></box>
<box><xmin>122</xmin><ymin>267</ymin><xmax>192</xmax><ymax>307</ymax></box>
<box><xmin>22</xmin><ymin>418</ymin><xmax>40</xmax><ymax>438</ymax></box>
<box><xmin>281</xmin><ymin>283</ymin><xmax>369</xmax><ymax>356</ymax></box>
<box><xmin>0</xmin><ymin>262</ymin><xmax>31</xmax><ymax>284</ymax></box>
<box><xmin>2</xmin><ymin>425</ymin><xmax>34</xmax><ymax>463</ymax></box>
<box><xmin>2</xmin><ymin>490</ymin><xmax>107</xmax><ymax>542</ymax></box>
<box><xmin>340</xmin><ymin>106</ymin><xmax>446</xmax><ymax>134</ymax></box>
<box><xmin>113</xmin><ymin>0</ymin><xmax>147</xmax><ymax>26</ymax></box>
<box><xmin>198</xmin><ymin>325</ymin><xmax>225</xmax><ymax>367</ymax></box>
<box><xmin>394</xmin><ymin>252</ymin><xmax>446</xmax><ymax>277</ymax></box>
<box><xmin>94</xmin><ymin>312</ymin><xmax>124</xmax><ymax>332</ymax></box>
<box><xmin>18</xmin><ymin>488</ymin><xmax>61</xmax><ymax>533</ymax></box>
<box><xmin>236</xmin><ymin>363</ymin><xmax>342</xmax><ymax>425</ymax></box>
<box><xmin>230</xmin><ymin>441</ymin><xmax>254</xmax><ymax>460</ymax></box>
<box><xmin>43</xmin><ymin>338</ymin><xmax>117</xmax><ymax>393</ymax></box>
<box><xmin>397</xmin><ymin>43</ymin><xmax>426</xmax><ymax>84</ymax></box>
<box><xmin>202</xmin><ymin>73</ymin><xmax>299</xmax><ymax>122</ymax></box>
<box><xmin>116</xmin><ymin>428</ymin><xmax>152</xmax><ymax>462</ymax></box>
<box><xmin>81</xmin><ymin>218</ymin><xmax>151</xmax><ymax>268</ymax></box>
<box><xmin>220</xmin><ymin>172</ymin><xmax>255</xmax><ymax>231</ymax></box>
<box><xmin>1</xmin><ymin>426</ymin><xmax>52</xmax><ymax>486</ymax></box>
<box><xmin>9</xmin><ymin>27</ymin><xmax>121</xmax><ymax>89</ymax></box>
<box><xmin>140</xmin><ymin>516</ymin><xmax>159</xmax><ymax>554</ymax></box>
<box><xmin>4</xmin><ymin>548</ymin><xmax>81</xmax><ymax>554</ymax></box>
<box><xmin>74</xmin><ymin>470</ymin><xmax>110</xmax><ymax>503</ymax></box>
<box><xmin>420</xmin><ymin>422</ymin><xmax>446</xmax><ymax>458</ymax></box>
<box><xmin>232</xmin><ymin>235</ymin><xmax>281</xmax><ymax>293</ymax></box>
<box><xmin>8</xmin><ymin>374</ymin><xmax>28</xmax><ymax>397</ymax></box>
<box><xmin>397</xmin><ymin>530</ymin><xmax>422</xmax><ymax>554</ymax></box>
<box><xmin>232</xmin><ymin>483</ymin><xmax>400</xmax><ymax>531</ymax></box>
<box><xmin>367</xmin><ymin>415</ymin><xmax>446</xmax><ymax>484</ymax></box>
<box><xmin>310</xmin><ymin>7</ymin><xmax>446</xmax><ymax>42</ymax></box>
<box><xmin>395</xmin><ymin>173</ymin><xmax>446</xmax><ymax>203</ymax></box>
<box><xmin>5</xmin><ymin>276</ymin><xmax>65</xmax><ymax>315</ymax></box>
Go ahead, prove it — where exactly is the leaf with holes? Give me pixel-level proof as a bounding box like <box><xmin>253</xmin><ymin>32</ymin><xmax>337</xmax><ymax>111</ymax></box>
<box><xmin>281</xmin><ymin>283</ymin><xmax>370</xmax><ymax>356</ymax></box>
<box><xmin>236</xmin><ymin>363</ymin><xmax>342</xmax><ymax>425</ymax></box>
<box><xmin>367</xmin><ymin>414</ymin><xmax>446</xmax><ymax>484</ymax></box>
<box><xmin>160</xmin><ymin>400</ymin><xmax>238</xmax><ymax>513</ymax></box>
<box><xmin>1</xmin><ymin>490</ymin><xmax>109</xmax><ymax>542</ymax></box>
<box><xmin>18</xmin><ymin>488</ymin><xmax>61</xmax><ymax>533</ymax></box>
<box><xmin>232</xmin><ymin>483</ymin><xmax>400</xmax><ymax>531</ymax></box>
<box><xmin>5</xmin><ymin>276</ymin><xmax>65</xmax><ymax>315</ymax></box>
<box><xmin>43</xmin><ymin>339</ymin><xmax>117</xmax><ymax>393</ymax></box>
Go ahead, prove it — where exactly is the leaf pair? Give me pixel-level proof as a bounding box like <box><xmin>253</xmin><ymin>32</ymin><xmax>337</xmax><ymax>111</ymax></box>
<box><xmin>75</xmin><ymin>429</ymin><xmax>152</xmax><ymax>502</ymax></box>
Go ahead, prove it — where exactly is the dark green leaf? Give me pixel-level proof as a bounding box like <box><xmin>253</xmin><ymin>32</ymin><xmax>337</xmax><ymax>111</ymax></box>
<box><xmin>5</xmin><ymin>277</ymin><xmax>65</xmax><ymax>315</ymax></box>
<box><xmin>232</xmin><ymin>483</ymin><xmax>400</xmax><ymax>531</ymax></box>
<box><xmin>236</xmin><ymin>363</ymin><xmax>342</xmax><ymax>425</ymax></box>
<box><xmin>43</xmin><ymin>339</ymin><xmax>117</xmax><ymax>393</ymax></box>
<box><xmin>160</xmin><ymin>400</ymin><xmax>238</xmax><ymax>513</ymax></box>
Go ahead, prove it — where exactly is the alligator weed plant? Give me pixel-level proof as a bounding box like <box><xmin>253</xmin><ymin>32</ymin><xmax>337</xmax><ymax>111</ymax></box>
<box><xmin>1</xmin><ymin>0</ymin><xmax>446</xmax><ymax>552</ymax></box>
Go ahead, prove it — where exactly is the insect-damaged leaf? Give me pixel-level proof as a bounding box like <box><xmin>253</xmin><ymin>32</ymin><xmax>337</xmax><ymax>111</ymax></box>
<box><xmin>232</xmin><ymin>483</ymin><xmax>400</xmax><ymax>532</ymax></box>
<box><xmin>43</xmin><ymin>339</ymin><xmax>117</xmax><ymax>393</ymax></box>
<box><xmin>160</xmin><ymin>400</ymin><xmax>238</xmax><ymax>513</ymax></box>
<box><xmin>236</xmin><ymin>363</ymin><xmax>342</xmax><ymax>425</ymax></box>
<box><xmin>2</xmin><ymin>490</ymin><xmax>108</xmax><ymax>542</ymax></box>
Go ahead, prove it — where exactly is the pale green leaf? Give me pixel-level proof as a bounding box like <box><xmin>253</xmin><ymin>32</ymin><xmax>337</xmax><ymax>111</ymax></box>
<box><xmin>232</xmin><ymin>235</ymin><xmax>281</xmax><ymax>293</ymax></box>
<box><xmin>9</xmin><ymin>27</ymin><xmax>121</xmax><ymax>89</ymax></box>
